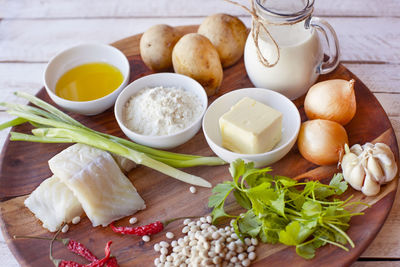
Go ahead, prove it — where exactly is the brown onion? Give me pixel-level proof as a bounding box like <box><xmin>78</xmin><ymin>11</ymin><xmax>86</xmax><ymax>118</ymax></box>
<box><xmin>298</xmin><ymin>119</ymin><xmax>348</xmax><ymax>165</ymax></box>
<box><xmin>304</xmin><ymin>79</ymin><xmax>356</xmax><ymax>125</ymax></box>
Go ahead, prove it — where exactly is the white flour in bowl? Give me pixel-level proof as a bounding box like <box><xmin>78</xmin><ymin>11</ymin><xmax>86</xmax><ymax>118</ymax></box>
<box><xmin>123</xmin><ymin>86</ymin><xmax>203</xmax><ymax>136</ymax></box>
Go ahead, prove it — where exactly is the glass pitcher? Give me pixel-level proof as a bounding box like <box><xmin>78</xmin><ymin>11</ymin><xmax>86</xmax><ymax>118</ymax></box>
<box><xmin>244</xmin><ymin>0</ymin><xmax>340</xmax><ymax>100</ymax></box>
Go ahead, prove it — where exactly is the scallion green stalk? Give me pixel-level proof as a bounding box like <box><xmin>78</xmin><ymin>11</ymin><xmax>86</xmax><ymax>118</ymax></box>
<box><xmin>10</xmin><ymin>92</ymin><xmax>226</xmax><ymax>166</ymax></box>
<box><xmin>0</xmin><ymin>92</ymin><xmax>226</xmax><ymax>187</ymax></box>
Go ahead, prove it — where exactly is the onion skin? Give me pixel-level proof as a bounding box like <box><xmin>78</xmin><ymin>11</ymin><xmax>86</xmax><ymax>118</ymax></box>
<box><xmin>298</xmin><ymin>119</ymin><xmax>349</xmax><ymax>165</ymax></box>
<box><xmin>304</xmin><ymin>79</ymin><xmax>356</xmax><ymax>125</ymax></box>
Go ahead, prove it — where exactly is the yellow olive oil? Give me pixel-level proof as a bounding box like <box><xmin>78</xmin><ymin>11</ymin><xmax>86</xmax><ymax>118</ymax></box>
<box><xmin>55</xmin><ymin>62</ymin><xmax>124</xmax><ymax>101</ymax></box>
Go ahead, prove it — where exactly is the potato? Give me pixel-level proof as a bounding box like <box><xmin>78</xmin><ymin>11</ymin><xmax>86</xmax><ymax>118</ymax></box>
<box><xmin>198</xmin><ymin>13</ymin><xmax>248</xmax><ymax>68</ymax></box>
<box><xmin>140</xmin><ymin>24</ymin><xmax>183</xmax><ymax>72</ymax></box>
<box><xmin>172</xmin><ymin>33</ymin><xmax>223</xmax><ymax>96</ymax></box>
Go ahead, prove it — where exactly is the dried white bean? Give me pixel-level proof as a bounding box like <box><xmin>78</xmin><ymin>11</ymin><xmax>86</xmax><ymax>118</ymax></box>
<box><xmin>166</xmin><ymin>232</ymin><xmax>174</xmax><ymax>239</ymax></box>
<box><xmin>248</xmin><ymin>251</ymin><xmax>256</xmax><ymax>261</ymax></box>
<box><xmin>242</xmin><ymin>258</ymin><xmax>251</xmax><ymax>266</ymax></box>
<box><xmin>251</xmin><ymin>238</ymin><xmax>258</xmax><ymax>246</ymax></box>
<box><xmin>212</xmin><ymin>232</ymin><xmax>220</xmax><ymax>240</ymax></box>
<box><xmin>71</xmin><ymin>216</ymin><xmax>81</xmax><ymax>224</ymax></box>
<box><xmin>61</xmin><ymin>224</ymin><xmax>69</xmax><ymax>233</ymax></box>
<box><xmin>247</xmin><ymin>245</ymin><xmax>255</xmax><ymax>252</ymax></box>
<box><xmin>142</xmin><ymin>235</ymin><xmax>150</xmax><ymax>242</ymax></box>
<box><xmin>237</xmin><ymin>253</ymin><xmax>245</xmax><ymax>261</ymax></box>
<box><xmin>189</xmin><ymin>186</ymin><xmax>197</xmax><ymax>194</ymax></box>
<box><xmin>227</xmin><ymin>242</ymin><xmax>236</xmax><ymax>251</ymax></box>
<box><xmin>236</xmin><ymin>246</ymin><xmax>244</xmax><ymax>253</ymax></box>
<box><xmin>182</xmin><ymin>226</ymin><xmax>190</xmax><ymax>234</ymax></box>
<box><xmin>129</xmin><ymin>217</ymin><xmax>137</xmax><ymax>224</ymax></box>
<box><xmin>160</xmin><ymin>247</ymin><xmax>168</xmax><ymax>255</ymax></box>
<box><xmin>215</xmin><ymin>243</ymin><xmax>222</xmax><ymax>253</ymax></box>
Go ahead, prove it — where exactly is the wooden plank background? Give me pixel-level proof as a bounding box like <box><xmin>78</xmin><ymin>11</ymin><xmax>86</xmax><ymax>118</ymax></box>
<box><xmin>0</xmin><ymin>0</ymin><xmax>399</xmax><ymax>266</ymax></box>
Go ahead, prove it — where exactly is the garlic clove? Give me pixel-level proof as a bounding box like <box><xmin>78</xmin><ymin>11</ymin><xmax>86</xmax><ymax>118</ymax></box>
<box><xmin>367</xmin><ymin>156</ymin><xmax>385</xmax><ymax>184</ymax></box>
<box><xmin>341</xmin><ymin>152</ymin><xmax>357</xmax><ymax>177</ymax></box>
<box><xmin>347</xmin><ymin>163</ymin><xmax>365</xmax><ymax>191</ymax></box>
<box><xmin>372</xmin><ymin>143</ymin><xmax>398</xmax><ymax>183</ymax></box>
<box><xmin>361</xmin><ymin>171</ymin><xmax>381</xmax><ymax>196</ymax></box>
<box><xmin>374</xmin><ymin>143</ymin><xmax>395</xmax><ymax>165</ymax></box>
<box><xmin>375</xmin><ymin>153</ymin><xmax>397</xmax><ymax>183</ymax></box>
<box><xmin>341</xmin><ymin>144</ymin><xmax>364</xmax><ymax>191</ymax></box>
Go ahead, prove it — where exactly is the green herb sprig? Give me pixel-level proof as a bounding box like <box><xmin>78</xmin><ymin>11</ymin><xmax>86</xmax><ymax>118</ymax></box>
<box><xmin>208</xmin><ymin>159</ymin><xmax>366</xmax><ymax>259</ymax></box>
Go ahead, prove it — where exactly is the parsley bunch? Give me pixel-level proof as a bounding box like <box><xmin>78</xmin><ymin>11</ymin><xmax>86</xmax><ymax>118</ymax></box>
<box><xmin>208</xmin><ymin>159</ymin><xmax>365</xmax><ymax>259</ymax></box>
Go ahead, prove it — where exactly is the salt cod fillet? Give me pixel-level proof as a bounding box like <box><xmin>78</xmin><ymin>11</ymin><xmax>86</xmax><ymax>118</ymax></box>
<box><xmin>48</xmin><ymin>144</ymin><xmax>146</xmax><ymax>227</ymax></box>
<box><xmin>24</xmin><ymin>175</ymin><xmax>83</xmax><ymax>232</ymax></box>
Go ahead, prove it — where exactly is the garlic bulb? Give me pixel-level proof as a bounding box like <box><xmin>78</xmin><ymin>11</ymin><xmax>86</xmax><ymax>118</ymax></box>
<box><xmin>340</xmin><ymin>142</ymin><xmax>398</xmax><ymax>196</ymax></box>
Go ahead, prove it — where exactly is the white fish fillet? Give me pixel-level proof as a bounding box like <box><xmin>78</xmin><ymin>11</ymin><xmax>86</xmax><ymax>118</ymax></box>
<box><xmin>24</xmin><ymin>175</ymin><xmax>83</xmax><ymax>232</ymax></box>
<box><xmin>48</xmin><ymin>144</ymin><xmax>146</xmax><ymax>227</ymax></box>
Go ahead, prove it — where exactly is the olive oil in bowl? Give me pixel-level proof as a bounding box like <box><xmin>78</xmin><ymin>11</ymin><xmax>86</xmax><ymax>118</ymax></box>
<box><xmin>55</xmin><ymin>62</ymin><xmax>124</xmax><ymax>102</ymax></box>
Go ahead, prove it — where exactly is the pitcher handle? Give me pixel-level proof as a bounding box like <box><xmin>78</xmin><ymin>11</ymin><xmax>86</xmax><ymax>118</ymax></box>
<box><xmin>310</xmin><ymin>17</ymin><xmax>340</xmax><ymax>75</ymax></box>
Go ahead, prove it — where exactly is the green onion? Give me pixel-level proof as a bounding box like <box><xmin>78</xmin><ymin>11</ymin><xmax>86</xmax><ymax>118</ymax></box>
<box><xmin>0</xmin><ymin>92</ymin><xmax>227</xmax><ymax>187</ymax></box>
<box><xmin>10</xmin><ymin>92</ymin><xmax>226</xmax><ymax>167</ymax></box>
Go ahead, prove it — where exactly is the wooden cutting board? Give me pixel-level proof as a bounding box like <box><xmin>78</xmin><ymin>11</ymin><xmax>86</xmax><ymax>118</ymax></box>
<box><xmin>0</xmin><ymin>25</ymin><xmax>398</xmax><ymax>267</ymax></box>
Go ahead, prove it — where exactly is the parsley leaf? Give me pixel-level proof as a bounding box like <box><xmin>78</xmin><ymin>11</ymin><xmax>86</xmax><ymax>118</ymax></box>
<box><xmin>329</xmin><ymin>173</ymin><xmax>348</xmax><ymax>195</ymax></box>
<box><xmin>208</xmin><ymin>182</ymin><xmax>235</xmax><ymax>223</ymax></box>
<box><xmin>233</xmin><ymin>189</ymin><xmax>252</xmax><ymax>210</ymax></box>
<box><xmin>279</xmin><ymin>221</ymin><xmax>314</xmax><ymax>246</ymax></box>
<box><xmin>237</xmin><ymin>210</ymin><xmax>262</xmax><ymax>237</ymax></box>
<box><xmin>296</xmin><ymin>243</ymin><xmax>316</xmax><ymax>260</ymax></box>
<box><xmin>208</xmin><ymin>182</ymin><xmax>234</xmax><ymax>208</ymax></box>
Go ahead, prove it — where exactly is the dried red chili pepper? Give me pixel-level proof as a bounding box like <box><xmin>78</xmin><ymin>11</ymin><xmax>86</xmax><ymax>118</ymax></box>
<box><xmin>14</xmin><ymin>235</ymin><xmax>98</xmax><ymax>262</ymax></box>
<box><xmin>110</xmin><ymin>216</ymin><xmax>197</xmax><ymax>236</ymax></box>
<box><xmin>15</xmin><ymin>234</ymin><xmax>118</xmax><ymax>267</ymax></box>
<box><xmin>54</xmin><ymin>241</ymin><xmax>113</xmax><ymax>267</ymax></box>
<box><xmin>110</xmin><ymin>221</ymin><xmax>163</xmax><ymax>236</ymax></box>
<box><xmin>66</xmin><ymin>239</ymin><xmax>98</xmax><ymax>262</ymax></box>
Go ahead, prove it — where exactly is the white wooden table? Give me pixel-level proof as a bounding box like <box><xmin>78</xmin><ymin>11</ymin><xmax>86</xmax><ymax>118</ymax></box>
<box><xmin>0</xmin><ymin>0</ymin><xmax>399</xmax><ymax>266</ymax></box>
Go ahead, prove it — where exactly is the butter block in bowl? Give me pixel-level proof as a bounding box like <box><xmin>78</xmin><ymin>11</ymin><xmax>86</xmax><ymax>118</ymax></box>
<box><xmin>202</xmin><ymin>88</ymin><xmax>300</xmax><ymax>167</ymax></box>
<box><xmin>219</xmin><ymin>97</ymin><xmax>282</xmax><ymax>154</ymax></box>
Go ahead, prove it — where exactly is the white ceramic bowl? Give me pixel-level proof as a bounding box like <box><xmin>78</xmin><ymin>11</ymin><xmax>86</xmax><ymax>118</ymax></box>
<box><xmin>44</xmin><ymin>43</ymin><xmax>130</xmax><ymax>115</ymax></box>
<box><xmin>114</xmin><ymin>73</ymin><xmax>208</xmax><ymax>149</ymax></box>
<box><xmin>202</xmin><ymin>88</ymin><xmax>301</xmax><ymax>167</ymax></box>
